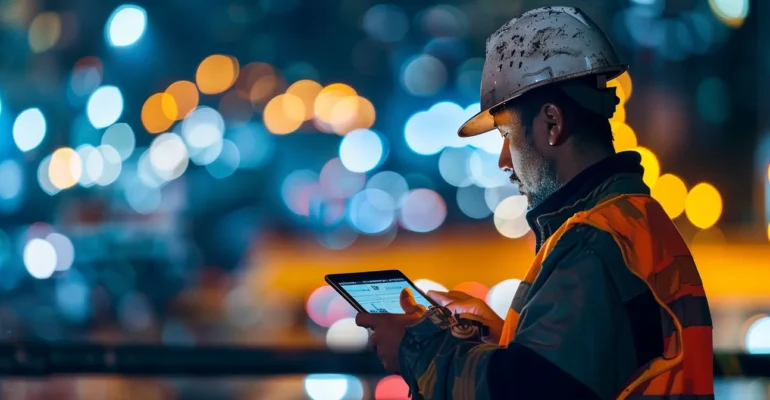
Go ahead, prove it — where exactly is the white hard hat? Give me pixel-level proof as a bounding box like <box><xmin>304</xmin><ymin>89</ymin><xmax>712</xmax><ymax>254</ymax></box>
<box><xmin>458</xmin><ymin>6</ymin><xmax>628</xmax><ymax>137</ymax></box>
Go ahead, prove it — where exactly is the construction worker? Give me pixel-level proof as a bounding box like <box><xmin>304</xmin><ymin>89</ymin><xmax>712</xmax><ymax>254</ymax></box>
<box><xmin>356</xmin><ymin>6</ymin><xmax>714</xmax><ymax>399</ymax></box>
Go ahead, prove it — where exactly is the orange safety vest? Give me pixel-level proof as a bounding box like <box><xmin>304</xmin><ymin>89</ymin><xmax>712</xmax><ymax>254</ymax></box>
<box><xmin>498</xmin><ymin>194</ymin><xmax>714</xmax><ymax>399</ymax></box>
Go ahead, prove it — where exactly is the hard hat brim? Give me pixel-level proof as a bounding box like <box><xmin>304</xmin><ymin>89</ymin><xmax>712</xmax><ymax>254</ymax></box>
<box><xmin>457</xmin><ymin>65</ymin><xmax>629</xmax><ymax>138</ymax></box>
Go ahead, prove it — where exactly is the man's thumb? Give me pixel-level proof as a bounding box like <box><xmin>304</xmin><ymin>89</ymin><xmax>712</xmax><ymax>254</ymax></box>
<box><xmin>400</xmin><ymin>288</ymin><xmax>426</xmax><ymax>314</ymax></box>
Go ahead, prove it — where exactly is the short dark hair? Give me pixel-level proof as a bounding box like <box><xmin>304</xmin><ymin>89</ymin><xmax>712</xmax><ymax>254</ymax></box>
<box><xmin>495</xmin><ymin>78</ymin><xmax>615</xmax><ymax>152</ymax></box>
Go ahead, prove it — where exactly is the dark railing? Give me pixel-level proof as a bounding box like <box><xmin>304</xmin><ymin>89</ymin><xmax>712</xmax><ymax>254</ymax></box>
<box><xmin>0</xmin><ymin>344</ymin><xmax>767</xmax><ymax>378</ymax></box>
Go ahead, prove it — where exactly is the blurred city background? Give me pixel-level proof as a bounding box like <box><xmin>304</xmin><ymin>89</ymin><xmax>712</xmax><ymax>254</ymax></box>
<box><xmin>0</xmin><ymin>0</ymin><xmax>768</xmax><ymax>398</ymax></box>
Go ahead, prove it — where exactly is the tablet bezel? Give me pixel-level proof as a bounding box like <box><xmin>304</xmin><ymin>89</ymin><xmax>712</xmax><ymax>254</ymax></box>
<box><xmin>324</xmin><ymin>269</ymin><xmax>438</xmax><ymax>313</ymax></box>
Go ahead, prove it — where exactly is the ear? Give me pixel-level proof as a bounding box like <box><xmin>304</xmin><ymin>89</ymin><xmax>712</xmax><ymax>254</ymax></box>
<box><xmin>542</xmin><ymin>104</ymin><xmax>565</xmax><ymax>146</ymax></box>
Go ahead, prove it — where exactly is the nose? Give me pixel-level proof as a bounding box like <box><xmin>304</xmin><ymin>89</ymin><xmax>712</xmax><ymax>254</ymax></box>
<box><xmin>498</xmin><ymin>138</ymin><xmax>513</xmax><ymax>172</ymax></box>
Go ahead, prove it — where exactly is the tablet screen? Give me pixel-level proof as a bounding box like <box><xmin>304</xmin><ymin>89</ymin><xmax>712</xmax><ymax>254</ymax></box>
<box><xmin>341</xmin><ymin>278</ymin><xmax>434</xmax><ymax>313</ymax></box>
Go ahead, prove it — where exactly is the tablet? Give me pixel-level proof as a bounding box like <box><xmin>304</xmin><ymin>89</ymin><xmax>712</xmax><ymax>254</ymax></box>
<box><xmin>325</xmin><ymin>270</ymin><xmax>438</xmax><ymax>314</ymax></box>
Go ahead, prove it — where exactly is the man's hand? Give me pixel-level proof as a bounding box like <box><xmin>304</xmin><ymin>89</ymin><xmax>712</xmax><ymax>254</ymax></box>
<box><xmin>354</xmin><ymin>288</ymin><xmax>426</xmax><ymax>373</ymax></box>
<box><xmin>427</xmin><ymin>290</ymin><xmax>504</xmax><ymax>343</ymax></box>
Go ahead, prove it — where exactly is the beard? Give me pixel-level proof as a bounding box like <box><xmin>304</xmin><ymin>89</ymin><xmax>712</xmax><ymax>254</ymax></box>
<box><xmin>517</xmin><ymin>141</ymin><xmax>562</xmax><ymax>209</ymax></box>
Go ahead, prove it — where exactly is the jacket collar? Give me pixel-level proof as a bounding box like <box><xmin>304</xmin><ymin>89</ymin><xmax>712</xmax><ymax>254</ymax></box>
<box><xmin>525</xmin><ymin>151</ymin><xmax>649</xmax><ymax>252</ymax></box>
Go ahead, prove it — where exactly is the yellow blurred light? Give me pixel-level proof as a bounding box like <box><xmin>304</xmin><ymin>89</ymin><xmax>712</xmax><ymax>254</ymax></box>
<box><xmin>685</xmin><ymin>182</ymin><xmax>722</xmax><ymax>229</ymax></box>
<box><xmin>330</xmin><ymin>96</ymin><xmax>376</xmax><ymax>134</ymax></box>
<box><xmin>651</xmin><ymin>174</ymin><xmax>687</xmax><ymax>219</ymax></box>
<box><xmin>29</xmin><ymin>12</ymin><xmax>61</xmax><ymax>53</ymax></box>
<box><xmin>608</xmin><ymin>71</ymin><xmax>633</xmax><ymax>106</ymax></box>
<box><xmin>287</xmin><ymin>80</ymin><xmax>323</xmax><ymax>121</ymax></box>
<box><xmin>767</xmin><ymin>223</ymin><xmax>770</xmax><ymax>243</ymax></box>
<box><xmin>142</xmin><ymin>93</ymin><xmax>176</xmax><ymax>134</ymax></box>
<box><xmin>48</xmin><ymin>147</ymin><xmax>82</xmax><ymax>190</ymax></box>
<box><xmin>611</xmin><ymin>105</ymin><xmax>626</xmax><ymax>123</ymax></box>
<box><xmin>314</xmin><ymin>84</ymin><xmax>357</xmax><ymax>126</ymax></box>
<box><xmin>767</xmin><ymin>164</ymin><xmax>770</xmax><ymax>182</ymax></box>
<box><xmin>196</xmin><ymin>55</ymin><xmax>240</xmax><ymax>95</ymax></box>
<box><xmin>164</xmin><ymin>80</ymin><xmax>199</xmax><ymax>120</ymax></box>
<box><xmin>263</xmin><ymin>94</ymin><xmax>305</xmax><ymax>135</ymax></box>
<box><xmin>630</xmin><ymin>146</ymin><xmax>660</xmax><ymax>188</ymax></box>
<box><xmin>611</xmin><ymin>121</ymin><xmax>637</xmax><ymax>152</ymax></box>
<box><xmin>708</xmin><ymin>0</ymin><xmax>748</xmax><ymax>28</ymax></box>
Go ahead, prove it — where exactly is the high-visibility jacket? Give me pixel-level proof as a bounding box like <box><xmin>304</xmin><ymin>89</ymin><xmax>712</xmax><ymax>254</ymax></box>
<box><xmin>499</xmin><ymin>194</ymin><xmax>714</xmax><ymax>399</ymax></box>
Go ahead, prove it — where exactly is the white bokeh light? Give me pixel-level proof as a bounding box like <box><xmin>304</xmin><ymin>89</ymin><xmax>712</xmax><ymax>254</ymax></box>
<box><xmin>149</xmin><ymin>133</ymin><xmax>189</xmax><ymax>182</ymax></box>
<box><xmin>23</xmin><ymin>238</ymin><xmax>57</xmax><ymax>279</ymax></box>
<box><xmin>745</xmin><ymin>316</ymin><xmax>770</xmax><ymax>354</ymax></box>
<box><xmin>304</xmin><ymin>374</ymin><xmax>362</xmax><ymax>400</ymax></box>
<box><xmin>46</xmin><ymin>233</ymin><xmax>75</xmax><ymax>271</ymax></box>
<box><xmin>76</xmin><ymin>145</ymin><xmax>105</xmax><ymax>187</ymax></box>
<box><xmin>106</xmin><ymin>5</ymin><xmax>147</xmax><ymax>47</ymax></box>
<box><xmin>102</xmin><ymin>123</ymin><xmax>136</xmax><ymax>160</ymax></box>
<box><xmin>493</xmin><ymin>195</ymin><xmax>530</xmax><ymax>239</ymax></box>
<box><xmin>87</xmin><ymin>86</ymin><xmax>124</xmax><ymax>128</ymax></box>
<box><xmin>486</xmin><ymin>279</ymin><xmax>521</xmax><ymax>319</ymax></box>
<box><xmin>325</xmin><ymin>318</ymin><xmax>369</xmax><ymax>352</ymax></box>
<box><xmin>13</xmin><ymin>108</ymin><xmax>46</xmax><ymax>152</ymax></box>
<box><xmin>414</xmin><ymin>279</ymin><xmax>448</xmax><ymax>294</ymax></box>
<box><xmin>339</xmin><ymin>129</ymin><xmax>385</xmax><ymax>173</ymax></box>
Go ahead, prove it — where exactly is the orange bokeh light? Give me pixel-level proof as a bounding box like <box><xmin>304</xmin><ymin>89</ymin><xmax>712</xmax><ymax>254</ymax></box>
<box><xmin>142</xmin><ymin>93</ymin><xmax>176</xmax><ymax>134</ymax></box>
<box><xmin>263</xmin><ymin>94</ymin><xmax>305</xmax><ymax>135</ymax></box>
<box><xmin>196</xmin><ymin>54</ymin><xmax>239</xmax><ymax>95</ymax></box>
<box><xmin>165</xmin><ymin>80</ymin><xmax>199</xmax><ymax>120</ymax></box>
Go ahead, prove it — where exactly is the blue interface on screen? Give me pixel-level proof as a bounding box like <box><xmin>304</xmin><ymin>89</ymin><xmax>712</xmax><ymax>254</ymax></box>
<box><xmin>341</xmin><ymin>279</ymin><xmax>433</xmax><ymax>313</ymax></box>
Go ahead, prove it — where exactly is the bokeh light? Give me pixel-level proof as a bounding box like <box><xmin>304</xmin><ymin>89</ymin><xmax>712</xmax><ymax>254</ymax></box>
<box><xmin>304</xmin><ymin>374</ymin><xmax>363</xmax><ymax>400</ymax></box>
<box><xmin>306</xmin><ymin>286</ymin><xmax>338</xmax><ymax>328</ymax></box>
<box><xmin>366</xmin><ymin>171</ymin><xmax>409</xmax><ymax>203</ymax></box>
<box><xmin>363</xmin><ymin>4</ymin><xmax>409</xmax><ymax>43</ymax></box>
<box><xmin>744</xmin><ymin>316</ymin><xmax>770</xmax><ymax>354</ymax></box>
<box><xmin>101</xmin><ymin>123</ymin><xmax>136</xmax><ymax>160</ymax></box>
<box><xmin>149</xmin><ymin>133</ymin><xmax>189</xmax><ymax>182</ymax></box>
<box><xmin>95</xmin><ymin>145</ymin><xmax>122</xmax><ymax>186</ymax></box>
<box><xmin>608</xmin><ymin>71</ymin><xmax>633</xmax><ymax>106</ymax></box>
<box><xmin>13</xmin><ymin>108</ymin><xmax>46</xmax><ymax>152</ymax></box>
<box><xmin>709</xmin><ymin>0</ymin><xmax>749</xmax><ymax>28</ymax></box>
<box><xmin>347</xmin><ymin>189</ymin><xmax>397</xmax><ymax>235</ymax></box>
<box><xmin>69</xmin><ymin>57</ymin><xmax>103</xmax><ymax>97</ymax></box>
<box><xmin>205</xmin><ymin>139</ymin><xmax>240</xmax><ymax>179</ymax></box>
<box><xmin>237</xmin><ymin>62</ymin><xmax>280</xmax><ymax>104</ymax></box>
<box><xmin>493</xmin><ymin>195</ymin><xmax>530</xmax><ymax>239</ymax></box>
<box><xmin>282</xmin><ymin>170</ymin><xmax>320</xmax><ymax>216</ymax></box>
<box><xmin>23</xmin><ymin>238</ymin><xmax>57</xmax><ymax>279</ymax></box>
<box><xmin>287</xmin><ymin>80</ymin><xmax>323</xmax><ymax>121</ymax></box>
<box><xmin>375</xmin><ymin>376</ymin><xmax>409</xmax><ymax>400</ymax></box>
<box><xmin>414</xmin><ymin>279</ymin><xmax>448</xmax><ymax>294</ymax></box>
<box><xmin>630</xmin><ymin>147</ymin><xmax>660</xmax><ymax>188</ymax></box>
<box><xmin>325</xmin><ymin>317</ymin><xmax>368</xmax><ymax>352</ymax></box>
<box><xmin>37</xmin><ymin>155</ymin><xmax>59</xmax><ymax>195</ymax></box>
<box><xmin>46</xmin><ymin>233</ymin><xmax>75</xmax><ymax>271</ymax></box>
<box><xmin>319</xmin><ymin>158</ymin><xmax>365</xmax><ymax>200</ymax></box>
<box><xmin>314</xmin><ymin>84</ymin><xmax>357</xmax><ymax>131</ymax></box>
<box><xmin>87</xmin><ymin>86</ymin><xmax>124</xmax><ymax>129</ymax></box>
<box><xmin>611</xmin><ymin>121</ymin><xmax>637</xmax><ymax>152</ymax></box>
<box><xmin>264</xmin><ymin>94</ymin><xmax>305</xmax><ymax>134</ymax></box>
<box><xmin>29</xmin><ymin>12</ymin><xmax>61</xmax><ymax>53</ymax></box>
<box><xmin>106</xmin><ymin>5</ymin><xmax>147</xmax><ymax>47</ymax></box>
<box><xmin>651</xmin><ymin>174</ymin><xmax>688</xmax><ymax>219</ymax></box>
<box><xmin>339</xmin><ymin>129</ymin><xmax>385</xmax><ymax>173</ymax></box>
<box><xmin>439</xmin><ymin>147</ymin><xmax>473</xmax><ymax>187</ymax></box>
<box><xmin>141</xmin><ymin>93</ymin><xmax>176</xmax><ymax>134</ymax></box>
<box><xmin>0</xmin><ymin>160</ymin><xmax>23</xmax><ymax>208</ymax></box>
<box><xmin>401</xmin><ymin>55</ymin><xmax>447</xmax><ymax>96</ymax></box>
<box><xmin>75</xmin><ymin>145</ymin><xmax>104</xmax><ymax>187</ymax></box>
<box><xmin>329</xmin><ymin>95</ymin><xmax>376</xmax><ymax>135</ymax></box>
<box><xmin>181</xmin><ymin>106</ymin><xmax>225</xmax><ymax>165</ymax></box>
<box><xmin>399</xmin><ymin>189</ymin><xmax>447</xmax><ymax>233</ymax></box>
<box><xmin>49</xmin><ymin>147</ymin><xmax>83</xmax><ymax>190</ymax></box>
<box><xmin>486</xmin><ymin>279</ymin><xmax>521</xmax><ymax>319</ymax></box>
<box><xmin>196</xmin><ymin>55</ymin><xmax>240</xmax><ymax>95</ymax></box>
<box><xmin>457</xmin><ymin>185</ymin><xmax>491</xmax><ymax>219</ymax></box>
<box><xmin>685</xmin><ymin>183</ymin><xmax>723</xmax><ymax>229</ymax></box>
<box><xmin>165</xmin><ymin>81</ymin><xmax>199</xmax><ymax>120</ymax></box>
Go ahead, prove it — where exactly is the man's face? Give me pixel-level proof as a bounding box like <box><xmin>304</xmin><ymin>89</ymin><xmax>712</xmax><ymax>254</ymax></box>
<box><xmin>493</xmin><ymin>105</ymin><xmax>561</xmax><ymax>208</ymax></box>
